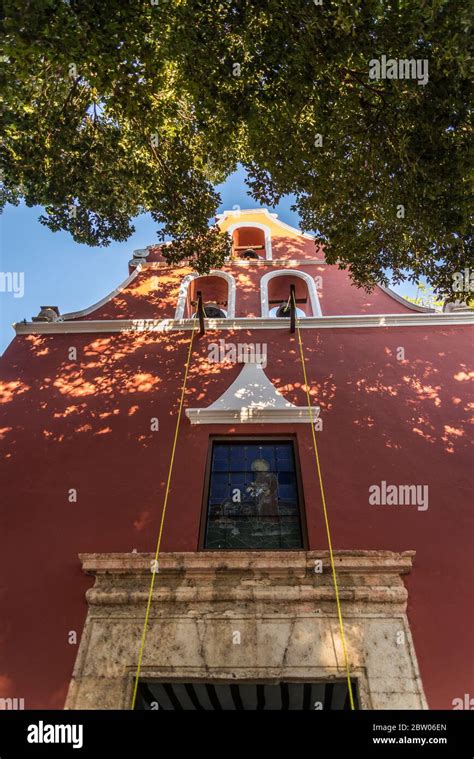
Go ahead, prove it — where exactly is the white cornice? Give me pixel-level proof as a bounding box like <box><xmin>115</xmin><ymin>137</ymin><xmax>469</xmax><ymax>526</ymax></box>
<box><xmin>185</xmin><ymin>407</ymin><xmax>319</xmax><ymax>424</ymax></box>
<box><xmin>13</xmin><ymin>312</ymin><xmax>474</xmax><ymax>336</ymax></box>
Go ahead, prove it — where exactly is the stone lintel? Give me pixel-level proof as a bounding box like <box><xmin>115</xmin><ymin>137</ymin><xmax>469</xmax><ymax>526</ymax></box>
<box><xmin>79</xmin><ymin>550</ymin><xmax>415</xmax><ymax>577</ymax></box>
<box><xmin>79</xmin><ymin>550</ymin><xmax>414</xmax><ymax>612</ymax></box>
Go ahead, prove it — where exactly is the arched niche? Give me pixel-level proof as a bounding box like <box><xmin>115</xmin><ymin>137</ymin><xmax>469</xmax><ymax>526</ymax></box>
<box><xmin>260</xmin><ymin>270</ymin><xmax>322</xmax><ymax>318</ymax></box>
<box><xmin>227</xmin><ymin>222</ymin><xmax>272</xmax><ymax>260</ymax></box>
<box><xmin>175</xmin><ymin>271</ymin><xmax>236</xmax><ymax>320</ymax></box>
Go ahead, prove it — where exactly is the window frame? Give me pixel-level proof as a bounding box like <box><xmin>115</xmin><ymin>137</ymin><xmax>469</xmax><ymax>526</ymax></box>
<box><xmin>198</xmin><ymin>434</ymin><xmax>308</xmax><ymax>551</ymax></box>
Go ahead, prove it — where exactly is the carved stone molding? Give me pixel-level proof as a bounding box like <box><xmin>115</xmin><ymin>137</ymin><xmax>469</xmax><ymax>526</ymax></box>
<box><xmin>65</xmin><ymin>550</ymin><xmax>427</xmax><ymax>710</ymax></box>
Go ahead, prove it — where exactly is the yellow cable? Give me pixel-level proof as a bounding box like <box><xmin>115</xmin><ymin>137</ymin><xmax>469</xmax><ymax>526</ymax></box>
<box><xmin>131</xmin><ymin>316</ymin><xmax>198</xmax><ymax>709</ymax></box>
<box><xmin>293</xmin><ymin>295</ymin><xmax>356</xmax><ymax>710</ymax></box>
<box><xmin>130</xmin><ymin>297</ymin><xmax>353</xmax><ymax>709</ymax></box>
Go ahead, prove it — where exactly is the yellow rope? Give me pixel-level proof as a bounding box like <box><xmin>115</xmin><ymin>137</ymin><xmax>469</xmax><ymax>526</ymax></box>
<box><xmin>131</xmin><ymin>316</ymin><xmax>198</xmax><ymax>709</ymax></box>
<box><xmin>130</xmin><ymin>295</ymin><xmax>353</xmax><ymax>709</ymax></box>
<box><xmin>293</xmin><ymin>295</ymin><xmax>356</xmax><ymax>710</ymax></box>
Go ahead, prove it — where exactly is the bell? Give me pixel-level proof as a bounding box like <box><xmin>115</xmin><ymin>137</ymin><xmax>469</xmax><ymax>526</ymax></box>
<box><xmin>203</xmin><ymin>305</ymin><xmax>226</xmax><ymax>318</ymax></box>
<box><xmin>275</xmin><ymin>303</ymin><xmax>291</xmax><ymax>318</ymax></box>
<box><xmin>241</xmin><ymin>248</ymin><xmax>259</xmax><ymax>259</ymax></box>
<box><xmin>192</xmin><ymin>303</ymin><xmax>226</xmax><ymax>318</ymax></box>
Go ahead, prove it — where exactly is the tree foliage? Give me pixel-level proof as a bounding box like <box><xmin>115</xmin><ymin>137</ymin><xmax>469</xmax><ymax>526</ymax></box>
<box><xmin>403</xmin><ymin>282</ymin><xmax>444</xmax><ymax>310</ymax></box>
<box><xmin>1</xmin><ymin>0</ymin><xmax>472</xmax><ymax>292</ymax></box>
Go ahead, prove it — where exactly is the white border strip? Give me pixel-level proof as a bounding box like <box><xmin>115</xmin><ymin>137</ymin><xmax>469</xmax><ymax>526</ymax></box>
<box><xmin>185</xmin><ymin>407</ymin><xmax>321</xmax><ymax>424</ymax></box>
<box><xmin>14</xmin><ymin>313</ymin><xmax>474</xmax><ymax>335</ymax></box>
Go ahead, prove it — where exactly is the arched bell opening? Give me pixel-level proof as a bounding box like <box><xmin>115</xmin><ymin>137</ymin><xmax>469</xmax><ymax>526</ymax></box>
<box><xmin>232</xmin><ymin>227</ymin><xmax>265</xmax><ymax>259</ymax></box>
<box><xmin>267</xmin><ymin>275</ymin><xmax>311</xmax><ymax>318</ymax></box>
<box><xmin>175</xmin><ymin>271</ymin><xmax>236</xmax><ymax>320</ymax></box>
<box><xmin>186</xmin><ymin>276</ymin><xmax>229</xmax><ymax>319</ymax></box>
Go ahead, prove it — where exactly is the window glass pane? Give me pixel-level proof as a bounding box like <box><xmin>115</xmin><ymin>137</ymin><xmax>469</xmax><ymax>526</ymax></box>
<box><xmin>210</xmin><ymin>471</ymin><xmax>229</xmax><ymax>500</ymax></box>
<box><xmin>204</xmin><ymin>440</ymin><xmax>303</xmax><ymax>550</ymax></box>
<box><xmin>229</xmin><ymin>445</ymin><xmax>246</xmax><ymax>467</ymax></box>
<box><xmin>275</xmin><ymin>444</ymin><xmax>292</xmax><ymax>458</ymax></box>
<box><xmin>213</xmin><ymin>444</ymin><xmax>228</xmax><ymax>461</ymax></box>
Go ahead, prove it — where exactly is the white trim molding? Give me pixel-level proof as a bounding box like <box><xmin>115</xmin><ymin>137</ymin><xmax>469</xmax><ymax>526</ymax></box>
<box><xmin>186</xmin><ymin>407</ymin><xmax>319</xmax><ymax>424</ymax></box>
<box><xmin>260</xmin><ymin>269</ymin><xmax>323</xmax><ymax>317</ymax></box>
<box><xmin>226</xmin><ymin>221</ymin><xmax>273</xmax><ymax>261</ymax></box>
<box><xmin>174</xmin><ymin>270</ymin><xmax>236</xmax><ymax>320</ymax></box>
<box><xmin>13</xmin><ymin>312</ymin><xmax>474</xmax><ymax>336</ymax></box>
<box><xmin>185</xmin><ymin>362</ymin><xmax>319</xmax><ymax>425</ymax></box>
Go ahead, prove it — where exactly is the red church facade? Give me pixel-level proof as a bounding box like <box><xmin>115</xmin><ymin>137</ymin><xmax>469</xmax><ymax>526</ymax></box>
<box><xmin>1</xmin><ymin>209</ymin><xmax>473</xmax><ymax>711</ymax></box>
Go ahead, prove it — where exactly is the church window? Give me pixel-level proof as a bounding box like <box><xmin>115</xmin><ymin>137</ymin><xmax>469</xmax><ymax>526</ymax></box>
<box><xmin>201</xmin><ymin>439</ymin><xmax>305</xmax><ymax>550</ymax></box>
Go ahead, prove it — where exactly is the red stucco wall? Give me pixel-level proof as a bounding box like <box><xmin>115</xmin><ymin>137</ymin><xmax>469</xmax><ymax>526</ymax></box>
<box><xmin>1</xmin><ymin>323</ymin><xmax>473</xmax><ymax>709</ymax></box>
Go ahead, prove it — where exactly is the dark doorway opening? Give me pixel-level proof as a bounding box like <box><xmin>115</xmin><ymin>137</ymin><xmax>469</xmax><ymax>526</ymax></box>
<box><xmin>135</xmin><ymin>680</ymin><xmax>358</xmax><ymax>710</ymax></box>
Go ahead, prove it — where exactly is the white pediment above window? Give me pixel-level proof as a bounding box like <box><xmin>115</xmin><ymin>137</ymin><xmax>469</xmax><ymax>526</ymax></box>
<box><xmin>185</xmin><ymin>362</ymin><xmax>319</xmax><ymax>424</ymax></box>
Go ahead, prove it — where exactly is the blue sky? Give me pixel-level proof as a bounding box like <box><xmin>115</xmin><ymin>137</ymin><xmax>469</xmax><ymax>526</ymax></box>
<box><xmin>0</xmin><ymin>166</ymin><xmax>418</xmax><ymax>354</ymax></box>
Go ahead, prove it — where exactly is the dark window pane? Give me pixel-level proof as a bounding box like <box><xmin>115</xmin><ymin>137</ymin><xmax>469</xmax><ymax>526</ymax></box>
<box><xmin>279</xmin><ymin>489</ymin><xmax>295</xmax><ymax>499</ymax></box>
<box><xmin>229</xmin><ymin>446</ymin><xmax>246</xmax><ymax>466</ymax></box>
<box><xmin>277</xmin><ymin>471</ymin><xmax>296</xmax><ymax>485</ymax></box>
<box><xmin>230</xmin><ymin>472</ymin><xmax>246</xmax><ymax>488</ymax></box>
<box><xmin>213</xmin><ymin>444</ymin><xmax>228</xmax><ymax>460</ymax></box>
<box><xmin>212</xmin><ymin>459</ymin><xmax>229</xmax><ymax>472</ymax></box>
<box><xmin>204</xmin><ymin>441</ymin><xmax>303</xmax><ymax>550</ymax></box>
